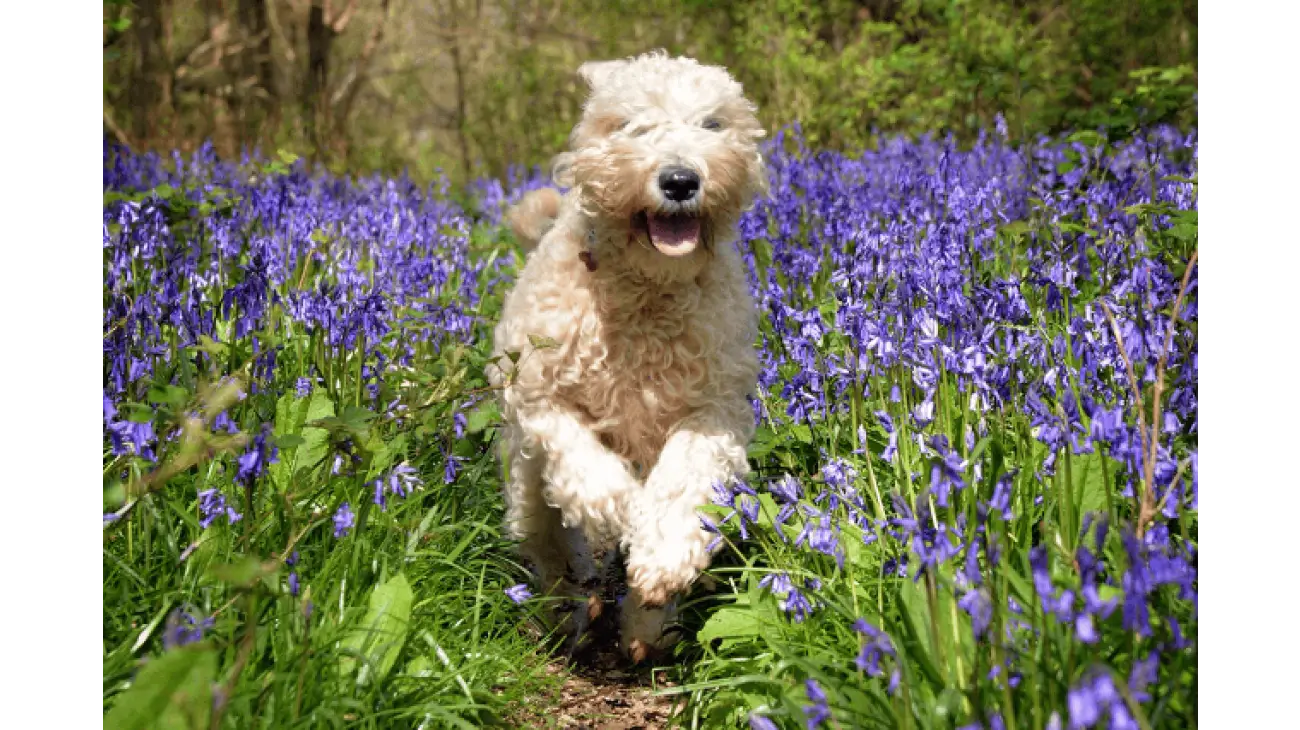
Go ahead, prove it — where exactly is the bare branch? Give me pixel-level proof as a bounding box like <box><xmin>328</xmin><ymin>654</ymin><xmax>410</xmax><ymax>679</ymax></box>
<box><xmin>330</xmin><ymin>0</ymin><xmax>360</xmax><ymax>33</ymax></box>
<box><xmin>103</xmin><ymin>107</ymin><xmax>135</xmax><ymax>150</ymax></box>
<box><xmin>266</xmin><ymin>0</ymin><xmax>298</xmax><ymax>63</ymax></box>
<box><xmin>333</xmin><ymin>0</ymin><xmax>391</xmax><ymax>114</ymax></box>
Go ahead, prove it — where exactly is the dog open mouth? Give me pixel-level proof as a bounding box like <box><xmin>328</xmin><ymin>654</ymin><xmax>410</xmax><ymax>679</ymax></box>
<box><xmin>637</xmin><ymin>211</ymin><xmax>702</xmax><ymax>257</ymax></box>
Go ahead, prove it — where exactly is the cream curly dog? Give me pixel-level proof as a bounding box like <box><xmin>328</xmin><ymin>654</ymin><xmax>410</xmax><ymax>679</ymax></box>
<box><xmin>487</xmin><ymin>52</ymin><xmax>766</xmax><ymax>662</ymax></box>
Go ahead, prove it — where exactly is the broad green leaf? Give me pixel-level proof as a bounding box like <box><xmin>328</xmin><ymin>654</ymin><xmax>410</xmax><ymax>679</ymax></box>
<box><xmin>104</xmin><ymin>646</ymin><xmax>215</xmax><ymax>730</ymax></box>
<box><xmin>339</xmin><ymin>405</ymin><xmax>376</xmax><ymax>428</ymax></box>
<box><xmin>340</xmin><ymin>573</ymin><xmax>414</xmax><ymax>685</ymax></box>
<box><xmin>465</xmin><ymin>401</ymin><xmax>501</xmax><ymax>434</ymax></box>
<box><xmin>1072</xmin><ymin>451</ymin><xmax>1111</xmax><ymax>519</ymax></box>
<box><xmin>305</xmin><ymin>389</ymin><xmax>336</xmax><ymax>424</ymax></box>
<box><xmin>1167</xmin><ymin>222</ymin><xmax>1197</xmax><ymax>241</ymax></box>
<box><xmin>293</xmin><ymin>427</ymin><xmax>331</xmax><ymax>479</ymax></box>
<box><xmin>291</xmin><ymin>391</ymin><xmax>336</xmax><ymax>480</ymax></box>
<box><xmin>697</xmin><ymin>606</ymin><xmax>762</xmax><ymax>648</ymax></box>
<box><xmin>122</xmin><ymin>403</ymin><xmax>156</xmax><ymax>423</ymax></box>
<box><xmin>274</xmin><ymin>434</ymin><xmax>305</xmax><ymax>449</ymax></box>
<box><xmin>147</xmin><ymin>385</ymin><xmax>189</xmax><ymax>407</ymax></box>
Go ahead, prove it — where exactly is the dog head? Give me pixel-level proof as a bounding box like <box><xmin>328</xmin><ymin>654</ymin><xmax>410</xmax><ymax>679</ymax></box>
<box><xmin>553</xmin><ymin>52</ymin><xmax>767</xmax><ymax>271</ymax></box>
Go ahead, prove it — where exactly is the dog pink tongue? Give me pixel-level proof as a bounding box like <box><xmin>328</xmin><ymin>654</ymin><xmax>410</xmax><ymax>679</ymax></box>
<box><xmin>647</xmin><ymin>214</ymin><xmax>700</xmax><ymax>256</ymax></box>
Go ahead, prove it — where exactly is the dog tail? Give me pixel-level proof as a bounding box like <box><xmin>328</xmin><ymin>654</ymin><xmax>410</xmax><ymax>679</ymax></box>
<box><xmin>507</xmin><ymin>188</ymin><xmax>563</xmax><ymax>251</ymax></box>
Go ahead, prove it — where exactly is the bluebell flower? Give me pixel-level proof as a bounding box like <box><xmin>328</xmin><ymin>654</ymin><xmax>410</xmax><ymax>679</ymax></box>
<box><xmin>505</xmin><ymin>584</ymin><xmax>532</xmax><ymax>604</ymax></box>
<box><xmin>333</xmin><ymin>503</ymin><xmax>355</xmax><ymax>538</ymax></box>
<box><xmin>803</xmin><ymin>679</ymin><xmax>830</xmax><ymax>729</ymax></box>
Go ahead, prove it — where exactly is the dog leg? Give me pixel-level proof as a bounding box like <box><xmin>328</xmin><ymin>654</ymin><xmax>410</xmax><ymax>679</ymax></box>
<box><xmin>621</xmin><ymin>405</ymin><xmax>750</xmax><ymax>649</ymax></box>
<box><xmin>502</xmin><ymin>436</ymin><xmax>590</xmax><ymax>639</ymax></box>
<box><xmin>516</xmin><ymin>407</ymin><xmax>641</xmax><ymax>548</ymax></box>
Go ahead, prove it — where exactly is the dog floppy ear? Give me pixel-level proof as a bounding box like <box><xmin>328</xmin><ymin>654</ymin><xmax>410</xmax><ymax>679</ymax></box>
<box><xmin>577</xmin><ymin>60</ymin><xmax>626</xmax><ymax>91</ymax></box>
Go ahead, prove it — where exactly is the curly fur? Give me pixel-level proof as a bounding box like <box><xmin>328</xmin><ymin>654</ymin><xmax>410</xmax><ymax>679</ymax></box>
<box><xmin>487</xmin><ymin>52</ymin><xmax>765</xmax><ymax>659</ymax></box>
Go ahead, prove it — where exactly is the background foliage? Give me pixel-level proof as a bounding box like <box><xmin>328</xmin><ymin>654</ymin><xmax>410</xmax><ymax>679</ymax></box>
<box><xmin>103</xmin><ymin>0</ymin><xmax>1196</xmax><ymax>183</ymax></box>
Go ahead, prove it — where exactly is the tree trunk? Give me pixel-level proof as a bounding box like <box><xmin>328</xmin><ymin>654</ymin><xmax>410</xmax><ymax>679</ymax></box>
<box><xmin>131</xmin><ymin>0</ymin><xmax>169</xmax><ymax>143</ymax></box>
<box><xmin>238</xmin><ymin>0</ymin><xmax>276</xmax><ymax>97</ymax></box>
<box><xmin>448</xmin><ymin>0</ymin><xmax>473</xmax><ymax>178</ymax></box>
<box><xmin>305</xmin><ymin>1</ymin><xmax>334</xmax><ymax>152</ymax></box>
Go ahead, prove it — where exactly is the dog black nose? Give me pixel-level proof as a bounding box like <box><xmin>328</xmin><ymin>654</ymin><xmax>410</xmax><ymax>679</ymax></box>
<box><xmin>658</xmin><ymin>167</ymin><xmax>700</xmax><ymax>202</ymax></box>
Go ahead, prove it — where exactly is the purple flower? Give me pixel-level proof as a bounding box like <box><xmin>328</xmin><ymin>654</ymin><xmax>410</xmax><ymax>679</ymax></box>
<box><xmin>803</xmin><ymin>679</ymin><xmax>830</xmax><ymax>729</ymax></box>
<box><xmin>197</xmin><ymin>488</ymin><xmax>242</xmax><ymax>528</ymax></box>
<box><xmin>852</xmin><ymin>618</ymin><xmax>896</xmax><ymax>677</ymax></box>
<box><xmin>333</xmin><ymin>503</ymin><xmax>355</xmax><ymax>538</ymax></box>
<box><xmin>235</xmin><ymin>424</ymin><xmax>278</xmax><ymax>485</ymax></box>
<box><xmin>288</xmin><ymin>572</ymin><xmax>300</xmax><ymax>596</ymax></box>
<box><xmin>505</xmin><ymin>583</ymin><xmax>532</xmax><ymax>604</ymax></box>
<box><xmin>770</xmin><ymin>474</ymin><xmax>803</xmax><ymax>503</ymax></box>
<box><xmin>749</xmin><ymin>714</ymin><xmax>779</xmax><ymax>730</ymax></box>
<box><xmin>958</xmin><ymin>588</ymin><xmax>993</xmax><ymax>638</ymax></box>
<box><xmin>163</xmin><ymin>607</ymin><xmax>214</xmax><ymax>650</ymax></box>
<box><xmin>759</xmin><ymin>572</ymin><xmax>816</xmax><ymax>622</ymax></box>
<box><xmin>1067</xmin><ymin>669</ymin><xmax>1135</xmax><ymax>730</ymax></box>
<box><xmin>295</xmin><ymin>377</ymin><xmax>313</xmax><ymax>398</ymax></box>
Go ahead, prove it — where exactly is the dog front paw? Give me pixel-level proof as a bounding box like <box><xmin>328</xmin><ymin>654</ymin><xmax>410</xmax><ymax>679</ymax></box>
<box><xmin>625</xmin><ymin>556</ymin><xmax>704</xmax><ymax>608</ymax></box>
<box><xmin>554</xmin><ymin>459</ymin><xmax>638</xmax><ymax>545</ymax></box>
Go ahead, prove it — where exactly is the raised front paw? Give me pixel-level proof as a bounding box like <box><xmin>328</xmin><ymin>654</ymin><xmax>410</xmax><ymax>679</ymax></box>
<box><xmin>549</xmin><ymin>458</ymin><xmax>638</xmax><ymax>547</ymax></box>
<box><xmin>625</xmin><ymin>549</ymin><xmax>707</xmax><ymax>608</ymax></box>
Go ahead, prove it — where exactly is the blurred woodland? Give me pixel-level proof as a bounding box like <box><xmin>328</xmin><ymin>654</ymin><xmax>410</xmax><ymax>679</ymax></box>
<box><xmin>102</xmin><ymin>0</ymin><xmax>1197</xmax><ymax>184</ymax></box>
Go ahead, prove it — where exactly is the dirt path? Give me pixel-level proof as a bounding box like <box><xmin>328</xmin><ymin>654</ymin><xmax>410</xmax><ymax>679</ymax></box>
<box><xmin>512</xmin><ymin>573</ymin><xmax>683</xmax><ymax>728</ymax></box>
<box><xmin>538</xmin><ymin>648</ymin><xmax>679</xmax><ymax>729</ymax></box>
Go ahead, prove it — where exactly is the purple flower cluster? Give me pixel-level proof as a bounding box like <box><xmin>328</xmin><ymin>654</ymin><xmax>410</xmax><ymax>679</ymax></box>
<box><xmin>102</xmin><ymin>123</ymin><xmax>1196</xmax><ymax>726</ymax></box>
<box><xmin>163</xmin><ymin>606</ymin><xmax>214</xmax><ymax>650</ymax></box>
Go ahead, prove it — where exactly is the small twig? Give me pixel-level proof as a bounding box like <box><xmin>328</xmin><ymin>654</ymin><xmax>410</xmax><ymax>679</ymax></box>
<box><xmin>1142</xmin><ymin>250</ymin><xmax>1197</xmax><ymax>534</ymax></box>
<box><xmin>103</xmin><ymin>107</ymin><xmax>134</xmax><ymax>150</ymax></box>
<box><xmin>329</xmin><ymin>0</ymin><xmax>361</xmax><ymax>33</ymax></box>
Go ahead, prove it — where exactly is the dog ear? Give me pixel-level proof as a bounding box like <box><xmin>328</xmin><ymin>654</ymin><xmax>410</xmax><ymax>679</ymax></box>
<box><xmin>577</xmin><ymin>60</ymin><xmax>626</xmax><ymax>91</ymax></box>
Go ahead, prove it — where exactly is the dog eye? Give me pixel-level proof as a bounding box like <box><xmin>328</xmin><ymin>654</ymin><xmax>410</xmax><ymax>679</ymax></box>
<box><xmin>702</xmin><ymin>117</ymin><xmax>724</xmax><ymax>131</ymax></box>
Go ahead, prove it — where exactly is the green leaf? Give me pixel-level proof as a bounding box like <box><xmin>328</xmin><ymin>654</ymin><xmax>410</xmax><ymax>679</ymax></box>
<box><xmin>274</xmin><ymin>434</ymin><xmax>305</xmax><ymax>449</ymax></box>
<box><xmin>998</xmin><ymin>220</ymin><xmax>1030</xmax><ymax>240</ymax></box>
<box><xmin>527</xmin><ymin>333</ymin><xmax>560</xmax><ymax>350</ymax></box>
<box><xmin>753</xmin><ymin>493</ymin><xmax>780</xmax><ymax>530</ymax></box>
<box><xmin>147</xmin><ymin>385</ymin><xmax>190</xmax><ymax>407</ymax></box>
<box><xmin>195</xmin><ymin>335</ymin><xmax>228</xmax><ymax>358</ymax></box>
<box><xmin>104</xmin><ymin>646</ymin><xmax>215</xmax><ymax>730</ymax></box>
<box><xmin>746</xmin><ymin>426</ymin><xmax>777</xmax><ymax>460</ymax></box>
<box><xmin>465</xmin><ymin>401</ymin><xmax>501</xmax><ymax>434</ymax></box>
<box><xmin>306</xmin><ymin>390</ymin><xmax>336</xmax><ymax>424</ymax></box>
<box><xmin>207</xmin><ymin>557</ymin><xmax>280</xmax><ymax>588</ymax></box>
<box><xmin>1073</xmin><ymin>451</ymin><xmax>1111</xmax><ymax>519</ymax></box>
<box><xmin>367</xmin><ymin>433</ymin><xmax>408</xmax><ymax>480</ymax></box>
<box><xmin>789</xmin><ymin>423</ymin><xmax>813</xmax><ymax>444</ymax></box>
<box><xmin>291</xmin><ymin>428</ymin><xmax>331</xmax><ymax>481</ymax></box>
<box><xmin>405</xmin><ymin>655</ymin><xmax>435</xmax><ymax>678</ymax></box>
<box><xmin>697</xmin><ymin>606</ymin><xmax>762</xmax><ymax>648</ymax></box>
<box><xmin>1066</xmin><ymin>130</ymin><xmax>1106</xmax><ymax>148</ymax></box>
<box><xmin>896</xmin><ymin>576</ymin><xmax>972</xmax><ymax>688</ymax></box>
<box><xmin>1166</xmin><ymin>222</ymin><xmax>1197</xmax><ymax>241</ymax></box>
<box><xmin>288</xmin><ymin>391</ymin><xmax>337</xmax><ymax>482</ymax></box>
<box><xmin>122</xmin><ymin>403</ymin><xmax>156</xmax><ymax>423</ymax></box>
<box><xmin>340</xmin><ymin>573</ymin><xmax>414</xmax><ymax>685</ymax></box>
<box><xmin>339</xmin><ymin>405</ymin><xmax>377</xmax><ymax>428</ymax></box>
